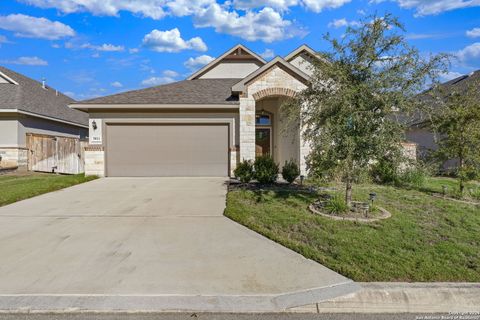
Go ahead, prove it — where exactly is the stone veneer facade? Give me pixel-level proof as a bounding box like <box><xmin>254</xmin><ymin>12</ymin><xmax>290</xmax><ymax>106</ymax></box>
<box><xmin>0</xmin><ymin>148</ymin><xmax>28</xmax><ymax>170</ymax></box>
<box><xmin>84</xmin><ymin>145</ymin><xmax>105</xmax><ymax>177</ymax></box>
<box><xmin>239</xmin><ymin>65</ymin><xmax>311</xmax><ymax>175</ymax></box>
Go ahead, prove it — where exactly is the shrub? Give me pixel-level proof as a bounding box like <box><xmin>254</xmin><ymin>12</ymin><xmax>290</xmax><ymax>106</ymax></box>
<box><xmin>371</xmin><ymin>158</ymin><xmax>399</xmax><ymax>184</ymax></box>
<box><xmin>234</xmin><ymin>160</ymin><xmax>254</xmax><ymax>183</ymax></box>
<box><xmin>325</xmin><ymin>196</ymin><xmax>348</xmax><ymax>215</ymax></box>
<box><xmin>282</xmin><ymin>160</ymin><xmax>300</xmax><ymax>184</ymax></box>
<box><xmin>254</xmin><ymin>155</ymin><xmax>279</xmax><ymax>184</ymax></box>
<box><xmin>398</xmin><ymin>166</ymin><xmax>428</xmax><ymax>188</ymax></box>
<box><xmin>468</xmin><ymin>187</ymin><xmax>480</xmax><ymax>200</ymax></box>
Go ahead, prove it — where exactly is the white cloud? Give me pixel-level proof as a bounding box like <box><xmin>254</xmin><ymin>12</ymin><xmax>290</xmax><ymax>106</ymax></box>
<box><xmin>1</xmin><ymin>56</ymin><xmax>48</xmax><ymax>66</ymax></box>
<box><xmin>194</xmin><ymin>5</ymin><xmax>302</xmax><ymax>42</ymax></box>
<box><xmin>301</xmin><ymin>0</ymin><xmax>351</xmax><ymax>12</ymax></box>
<box><xmin>328</xmin><ymin>18</ymin><xmax>360</xmax><ymax>28</ymax></box>
<box><xmin>439</xmin><ymin>71</ymin><xmax>464</xmax><ymax>82</ymax></box>
<box><xmin>373</xmin><ymin>0</ymin><xmax>480</xmax><ymax>16</ymax></box>
<box><xmin>233</xmin><ymin>0</ymin><xmax>351</xmax><ymax>12</ymax></box>
<box><xmin>141</xmin><ymin>76</ymin><xmax>176</xmax><ymax>86</ymax></box>
<box><xmin>165</xmin><ymin>0</ymin><xmax>216</xmax><ymax>16</ymax></box>
<box><xmin>142</xmin><ymin>28</ymin><xmax>207</xmax><ymax>52</ymax></box>
<box><xmin>92</xmin><ymin>43</ymin><xmax>125</xmax><ymax>51</ymax></box>
<box><xmin>19</xmin><ymin>0</ymin><xmax>167</xmax><ymax>19</ymax></box>
<box><xmin>260</xmin><ymin>48</ymin><xmax>275</xmax><ymax>59</ymax></box>
<box><xmin>141</xmin><ymin>69</ymin><xmax>181</xmax><ymax>86</ymax></box>
<box><xmin>65</xmin><ymin>41</ymin><xmax>125</xmax><ymax>52</ymax></box>
<box><xmin>0</xmin><ymin>14</ymin><xmax>74</xmax><ymax>40</ymax></box>
<box><xmin>467</xmin><ymin>27</ymin><xmax>480</xmax><ymax>38</ymax></box>
<box><xmin>163</xmin><ymin>70</ymin><xmax>180</xmax><ymax>77</ymax></box>
<box><xmin>184</xmin><ymin>55</ymin><xmax>215</xmax><ymax>70</ymax></box>
<box><xmin>110</xmin><ymin>81</ymin><xmax>123</xmax><ymax>87</ymax></box>
<box><xmin>18</xmin><ymin>0</ymin><xmax>318</xmax><ymax>43</ymax></box>
<box><xmin>457</xmin><ymin>42</ymin><xmax>480</xmax><ymax>63</ymax></box>
<box><xmin>233</xmin><ymin>0</ymin><xmax>299</xmax><ymax>11</ymax></box>
<box><xmin>129</xmin><ymin>48</ymin><xmax>140</xmax><ymax>53</ymax></box>
<box><xmin>21</xmin><ymin>0</ymin><xmax>351</xmax><ymax>17</ymax></box>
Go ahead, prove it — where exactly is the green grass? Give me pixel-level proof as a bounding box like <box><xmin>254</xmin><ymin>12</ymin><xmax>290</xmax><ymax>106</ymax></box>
<box><xmin>0</xmin><ymin>173</ymin><xmax>98</xmax><ymax>207</ymax></box>
<box><xmin>225</xmin><ymin>183</ymin><xmax>480</xmax><ymax>282</ymax></box>
<box><xmin>419</xmin><ymin>177</ymin><xmax>480</xmax><ymax>199</ymax></box>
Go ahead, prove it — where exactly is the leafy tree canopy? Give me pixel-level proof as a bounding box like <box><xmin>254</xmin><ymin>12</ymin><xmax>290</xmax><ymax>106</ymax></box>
<box><xmin>283</xmin><ymin>13</ymin><xmax>449</xmax><ymax>205</ymax></box>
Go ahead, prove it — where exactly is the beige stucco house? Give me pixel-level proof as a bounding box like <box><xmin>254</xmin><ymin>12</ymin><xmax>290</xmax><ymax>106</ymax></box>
<box><xmin>0</xmin><ymin>67</ymin><xmax>88</xmax><ymax>170</ymax></box>
<box><xmin>72</xmin><ymin>44</ymin><xmax>315</xmax><ymax>177</ymax></box>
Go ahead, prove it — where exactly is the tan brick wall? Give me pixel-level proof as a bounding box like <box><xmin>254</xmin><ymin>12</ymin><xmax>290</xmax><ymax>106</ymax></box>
<box><xmin>84</xmin><ymin>146</ymin><xmax>105</xmax><ymax>177</ymax></box>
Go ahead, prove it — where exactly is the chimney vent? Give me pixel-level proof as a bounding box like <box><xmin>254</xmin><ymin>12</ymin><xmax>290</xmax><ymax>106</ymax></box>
<box><xmin>42</xmin><ymin>78</ymin><xmax>46</xmax><ymax>89</ymax></box>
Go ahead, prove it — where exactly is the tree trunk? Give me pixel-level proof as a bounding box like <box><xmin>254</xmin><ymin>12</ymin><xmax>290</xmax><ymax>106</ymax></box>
<box><xmin>459</xmin><ymin>157</ymin><xmax>465</xmax><ymax>195</ymax></box>
<box><xmin>345</xmin><ymin>177</ymin><xmax>353</xmax><ymax>208</ymax></box>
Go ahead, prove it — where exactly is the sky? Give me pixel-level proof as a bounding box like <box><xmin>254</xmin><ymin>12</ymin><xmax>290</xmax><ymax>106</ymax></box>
<box><xmin>1</xmin><ymin>0</ymin><xmax>480</xmax><ymax>101</ymax></box>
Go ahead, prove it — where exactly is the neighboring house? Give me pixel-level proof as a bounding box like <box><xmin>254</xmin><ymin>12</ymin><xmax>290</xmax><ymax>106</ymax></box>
<box><xmin>406</xmin><ymin>70</ymin><xmax>480</xmax><ymax>170</ymax></box>
<box><xmin>71</xmin><ymin>44</ymin><xmax>315</xmax><ymax>177</ymax></box>
<box><xmin>0</xmin><ymin>67</ymin><xmax>88</xmax><ymax>170</ymax></box>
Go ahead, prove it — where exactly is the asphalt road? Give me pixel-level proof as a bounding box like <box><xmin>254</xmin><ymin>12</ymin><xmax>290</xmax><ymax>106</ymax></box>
<box><xmin>0</xmin><ymin>313</ymin><xmax>464</xmax><ymax>320</ymax></box>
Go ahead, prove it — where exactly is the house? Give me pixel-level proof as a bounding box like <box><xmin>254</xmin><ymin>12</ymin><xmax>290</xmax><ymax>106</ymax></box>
<box><xmin>406</xmin><ymin>70</ymin><xmax>480</xmax><ymax>170</ymax></box>
<box><xmin>0</xmin><ymin>67</ymin><xmax>88</xmax><ymax>170</ymax></box>
<box><xmin>71</xmin><ymin>44</ymin><xmax>315</xmax><ymax>177</ymax></box>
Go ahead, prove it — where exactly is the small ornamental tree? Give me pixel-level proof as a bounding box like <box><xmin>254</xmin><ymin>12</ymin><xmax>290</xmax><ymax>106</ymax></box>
<box><xmin>282</xmin><ymin>14</ymin><xmax>448</xmax><ymax>207</ymax></box>
<box><xmin>431</xmin><ymin>79</ymin><xmax>480</xmax><ymax>194</ymax></box>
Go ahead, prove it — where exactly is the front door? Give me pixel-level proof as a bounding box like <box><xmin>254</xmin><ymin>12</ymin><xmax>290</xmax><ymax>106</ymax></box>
<box><xmin>255</xmin><ymin>127</ymin><xmax>272</xmax><ymax>157</ymax></box>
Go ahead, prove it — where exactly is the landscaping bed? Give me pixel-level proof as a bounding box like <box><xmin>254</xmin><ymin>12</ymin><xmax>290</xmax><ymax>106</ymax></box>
<box><xmin>0</xmin><ymin>173</ymin><xmax>98</xmax><ymax>207</ymax></box>
<box><xmin>225</xmin><ymin>182</ymin><xmax>480</xmax><ymax>282</ymax></box>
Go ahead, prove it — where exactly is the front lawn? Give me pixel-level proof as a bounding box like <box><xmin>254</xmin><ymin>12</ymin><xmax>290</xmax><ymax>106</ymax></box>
<box><xmin>0</xmin><ymin>173</ymin><xmax>97</xmax><ymax>207</ymax></box>
<box><xmin>419</xmin><ymin>177</ymin><xmax>480</xmax><ymax>200</ymax></box>
<box><xmin>225</xmin><ymin>183</ymin><xmax>480</xmax><ymax>282</ymax></box>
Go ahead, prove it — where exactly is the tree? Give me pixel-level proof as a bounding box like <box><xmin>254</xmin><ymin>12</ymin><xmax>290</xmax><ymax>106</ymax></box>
<box><xmin>431</xmin><ymin>79</ymin><xmax>480</xmax><ymax>195</ymax></box>
<box><xmin>282</xmin><ymin>14</ymin><xmax>449</xmax><ymax>207</ymax></box>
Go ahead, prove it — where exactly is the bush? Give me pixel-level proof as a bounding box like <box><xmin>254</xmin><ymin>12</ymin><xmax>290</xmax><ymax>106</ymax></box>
<box><xmin>371</xmin><ymin>158</ymin><xmax>398</xmax><ymax>184</ymax></box>
<box><xmin>282</xmin><ymin>160</ymin><xmax>300</xmax><ymax>184</ymax></box>
<box><xmin>398</xmin><ymin>166</ymin><xmax>428</xmax><ymax>188</ymax></box>
<box><xmin>325</xmin><ymin>196</ymin><xmax>348</xmax><ymax>215</ymax></box>
<box><xmin>468</xmin><ymin>187</ymin><xmax>480</xmax><ymax>200</ymax></box>
<box><xmin>234</xmin><ymin>160</ymin><xmax>254</xmax><ymax>183</ymax></box>
<box><xmin>254</xmin><ymin>155</ymin><xmax>279</xmax><ymax>184</ymax></box>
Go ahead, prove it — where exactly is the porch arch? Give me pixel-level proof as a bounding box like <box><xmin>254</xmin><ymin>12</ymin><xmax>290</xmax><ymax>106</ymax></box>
<box><xmin>251</xmin><ymin>87</ymin><xmax>296</xmax><ymax>101</ymax></box>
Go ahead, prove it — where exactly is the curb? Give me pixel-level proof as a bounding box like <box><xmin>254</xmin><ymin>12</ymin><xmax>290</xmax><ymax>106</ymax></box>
<box><xmin>289</xmin><ymin>282</ymin><xmax>480</xmax><ymax>314</ymax></box>
<box><xmin>0</xmin><ymin>282</ymin><xmax>360</xmax><ymax>313</ymax></box>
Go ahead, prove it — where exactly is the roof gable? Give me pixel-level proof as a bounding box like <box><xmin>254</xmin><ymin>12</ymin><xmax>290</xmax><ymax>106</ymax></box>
<box><xmin>284</xmin><ymin>44</ymin><xmax>318</xmax><ymax>62</ymax></box>
<box><xmin>231</xmin><ymin>56</ymin><xmax>310</xmax><ymax>93</ymax></box>
<box><xmin>187</xmin><ymin>44</ymin><xmax>266</xmax><ymax>80</ymax></box>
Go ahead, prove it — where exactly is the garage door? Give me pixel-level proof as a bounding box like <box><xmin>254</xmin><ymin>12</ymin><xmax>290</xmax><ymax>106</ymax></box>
<box><xmin>106</xmin><ymin>124</ymin><xmax>229</xmax><ymax>177</ymax></box>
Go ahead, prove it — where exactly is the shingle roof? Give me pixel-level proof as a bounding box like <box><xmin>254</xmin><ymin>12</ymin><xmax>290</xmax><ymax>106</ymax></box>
<box><xmin>438</xmin><ymin>70</ymin><xmax>480</xmax><ymax>94</ymax></box>
<box><xmin>0</xmin><ymin>66</ymin><xmax>87</xmax><ymax>126</ymax></box>
<box><xmin>408</xmin><ymin>70</ymin><xmax>480</xmax><ymax>126</ymax></box>
<box><xmin>75</xmin><ymin>79</ymin><xmax>241</xmax><ymax>105</ymax></box>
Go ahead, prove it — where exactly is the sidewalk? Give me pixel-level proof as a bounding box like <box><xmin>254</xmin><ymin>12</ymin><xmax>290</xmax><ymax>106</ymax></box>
<box><xmin>290</xmin><ymin>282</ymin><xmax>480</xmax><ymax>314</ymax></box>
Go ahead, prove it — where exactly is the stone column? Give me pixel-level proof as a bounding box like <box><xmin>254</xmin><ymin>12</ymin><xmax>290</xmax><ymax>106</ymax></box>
<box><xmin>239</xmin><ymin>96</ymin><xmax>256</xmax><ymax>162</ymax></box>
<box><xmin>299</xmin><ymin>134</ymin><xmax>311</xmax><ymax>176</ymax></box>
<box><xmin>299</xmin><ymin>103</ymin><xmax>311</xmax><ymax>176</ymax></box>
<box><xmin>84</xmin><ymin>145</ymin><xmax>105</xmax><ymax>177</ymax></box>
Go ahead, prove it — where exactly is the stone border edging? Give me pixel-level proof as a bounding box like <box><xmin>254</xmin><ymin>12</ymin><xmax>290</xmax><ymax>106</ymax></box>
<box><xmin>309</xmin><ymin>204</ymin><xmax>391</xmax><ymax>223</ymax></box>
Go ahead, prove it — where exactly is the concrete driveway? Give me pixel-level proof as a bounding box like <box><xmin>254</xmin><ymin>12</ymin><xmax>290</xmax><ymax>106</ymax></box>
<box><xmin>0</xmin><ymin>178</ymin><xmax>358</xmax><ymax>312</ymax></box>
